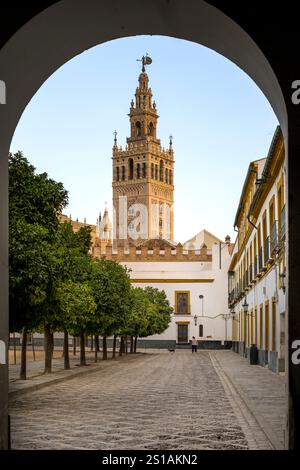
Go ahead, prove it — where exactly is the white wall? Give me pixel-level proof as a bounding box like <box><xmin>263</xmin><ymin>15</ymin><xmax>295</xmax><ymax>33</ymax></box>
<box><xmin>122</xmin><ymin>242</ymin><xmax>232</xmax><ymax>343</ymax></box>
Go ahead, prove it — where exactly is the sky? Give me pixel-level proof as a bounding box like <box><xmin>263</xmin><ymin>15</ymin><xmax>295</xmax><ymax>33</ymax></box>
<box><xmin>10</xmin><ymin>35</ymin><xmax>279</xmax><ymax>243</ymax></box>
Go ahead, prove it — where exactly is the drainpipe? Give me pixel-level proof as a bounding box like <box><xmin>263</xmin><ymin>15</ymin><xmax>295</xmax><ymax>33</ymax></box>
<box><xmin>247</xmin><ymin>213</ymin><xmax>258</xmax><ymax>230</ymax></box>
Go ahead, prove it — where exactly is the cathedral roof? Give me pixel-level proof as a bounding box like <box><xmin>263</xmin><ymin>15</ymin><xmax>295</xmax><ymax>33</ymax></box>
<box><xmin>136</xmin><ymin>238</ymin><xmax>178</xmax><ymax>250</ymax></box>
<box><xmin>182</xmin><ymin>229</ymin><xmax>223</xmax><ymax>250</ymax></box>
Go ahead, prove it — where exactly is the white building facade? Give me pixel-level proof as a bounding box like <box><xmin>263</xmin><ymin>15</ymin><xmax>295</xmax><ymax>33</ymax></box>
<box><xmin>228</xmin><ymin>126</ymin><xmax>286</xmax><ymax>373</ymax></box>
<box><xmin>121</xmin><ymin>240</ymin><xmax>232</xmax><ymax>348</ymax></box>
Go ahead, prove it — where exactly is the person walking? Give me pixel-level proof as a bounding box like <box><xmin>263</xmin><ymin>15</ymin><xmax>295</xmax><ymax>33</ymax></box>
<box><xmin>191</xmin><ymin>336</ymin><xmax>198</xmax><ymax>353</ymax></box>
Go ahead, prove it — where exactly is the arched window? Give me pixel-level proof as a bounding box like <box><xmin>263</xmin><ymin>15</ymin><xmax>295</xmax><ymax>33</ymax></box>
<box><xmin>165</xmin><ymin>168</ymin><xmax>168</xmax><ymax>184</ymax></box>
<box><xmin>148</xmin><ymin>122</ymin><xmax>154</xmax><ymax>137</ymax></box>
<box><xmin>143</xmin><ymin>162</ymin><xmax>147</xmax><ymax>178</ymax></box>
<box><xmin>122</xmin><ymin>166</ymin><xmax>126</xmax><ymax>181</ymax></box>
<box><xmin>159</xmin><ymin>160</ymin><xmax>164</xmax><ymax>182</ymax></box>
<box><xmin>136</xmin><ymin>121</ymin><xmax>141</xmax><ymax>137</ymax></box>
<box><xmin>155</xmin><ymin>165</ymin><xmax>158</xmax><ymax>180</ymax></box>
<box><xmin>169</xmin><ymin>170</ymin><xmax>173</xmax><ymax>185</ymax></box>
<box><xmin>151</xmin><ymin>163</ymin><xmax>154</xmax><ymax>179</ymax></box>
<box><xmin>116</xmin><ymin>167</ymin><xmax>120</xmax><ymax>181</ymax></box>
<box><xmin>129</xmin><ymin>158</ymin><xmax>134</xmax><ymax>180</ymax></box>
<box><xmin>136</xmin><ymin>163</ymin><xmax>140</xmax><ymax>179</ymax></box>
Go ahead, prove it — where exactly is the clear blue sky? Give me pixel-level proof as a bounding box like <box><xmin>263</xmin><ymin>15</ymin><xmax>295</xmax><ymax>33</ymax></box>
<box><xmin>10</xmin><ymin>35</ymin><xmax>278</xmax><ymax>243</ymax></box>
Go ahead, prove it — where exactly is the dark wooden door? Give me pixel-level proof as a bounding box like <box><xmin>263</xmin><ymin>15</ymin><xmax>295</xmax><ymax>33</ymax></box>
<box><xmin>177</xmin><ymin>324</ymin><xmax>188</xmax><ymax>343</ymax></box>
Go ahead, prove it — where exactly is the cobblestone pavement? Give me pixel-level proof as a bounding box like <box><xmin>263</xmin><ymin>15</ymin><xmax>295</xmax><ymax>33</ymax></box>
<box><xmin>211</xmin><ymin>350</ymin><xmax>287</xmax><ymax>449</ymax></box>
<box><xmin>9</xmin><ymin>351</ymin><xmax>277</xmax><ymax>450</ymax></box>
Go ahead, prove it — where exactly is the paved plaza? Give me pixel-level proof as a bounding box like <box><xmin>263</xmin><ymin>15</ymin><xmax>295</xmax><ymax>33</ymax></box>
<box><xmin>9</xmin><ymin>350</ymin><xmax>286</xmax><ymax>450</ymax></box>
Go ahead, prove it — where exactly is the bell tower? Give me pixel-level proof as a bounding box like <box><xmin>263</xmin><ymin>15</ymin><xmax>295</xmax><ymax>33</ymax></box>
<box><xmin>112</xmin><ymin>56</ymin><xmax>174</xmax><ymax>245</ymax></box>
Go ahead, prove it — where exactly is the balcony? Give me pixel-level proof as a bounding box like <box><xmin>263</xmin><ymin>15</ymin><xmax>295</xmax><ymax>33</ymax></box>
<box><xmin>244</xmin><ymin>270</ymin><xmax>249</xmax><ymax>290</ymax></box>
<box><xmin>249</xmin><ymin>263</ymin><xmax>255</xmax><ymax>284</ymax></box>
<box><xmin>280</xmin><ymin>205</ymin><xmax>286</xmax><ymax>241</ymax></box>
<box><xmin>270</xmin><ymin>222</ymin><xmax>278</xmax><ymax>254</ymax></box>
<box><xmin>264</xmin><ymin>236</ymin><xmax>273</xmax><ymax>265</ymax></box>
<box><xmin>254</xmin><ymin>255</ymin><xmax>258</xmax><ymax>277</ymax></box>
<box><xmin>258</xmin><ymin>246</ymin><xmax>263</xmax><ymax>272</ymax></box>
<box><xmin>228</xmin><ymin>289</ymin><xmax>235</xmax><ymax>306</ymax></box>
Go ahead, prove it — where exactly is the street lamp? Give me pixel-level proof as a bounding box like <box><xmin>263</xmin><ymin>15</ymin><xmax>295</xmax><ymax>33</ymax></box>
<box><xmin>242</xmin><ymin>297</ymin><xmax>249</xmax><ymax>313</ymax></box>
<box><xmin>199</xmin><ymin>294</ymin><xmax>204</xmax><ymax>316</ymax></box>
<box><xmin>194</xmin><ymin>295</ymin><xmax>204</xmax><ymax>325</ymax></box>
<box><xmin>279</xmin><ymin>270</ymin><xmax>286</xmax><ymax>294</ymax></box>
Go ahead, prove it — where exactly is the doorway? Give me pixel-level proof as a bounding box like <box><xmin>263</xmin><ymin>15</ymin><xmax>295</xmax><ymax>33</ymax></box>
<box><xmin>177</xmin><ymin>324</ymin><xmax>188</xmax><ymax>343</ymax></box>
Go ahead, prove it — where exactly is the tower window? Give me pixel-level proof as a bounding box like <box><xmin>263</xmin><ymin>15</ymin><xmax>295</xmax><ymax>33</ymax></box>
<box><xmin>169</xmin><ymin>170</ymin><xmax>173</xmax><ymax>185</ymax></box>
<box><xmin>148</xmin><ymin>122</ymin><xmax>154</xmax><ymax>137</ymax></box>
<box><xmin>159</xmin><ymin>160</ymin><xmax>164</xmax><ymax>182</ymax></box>
<box><xmin>136</xmin><ymin>121</ymin><xmax>141</xmax><ymax>137</ymax></box>
<box><xmin>129</xmin><ymin>158</ymin><xmax>134</xmax><ymax>180</ymax></box>
<box><xmin>155</xmin><ymin>165</ymin><xmax>158</xmax><ymax>180</ymax></box>
<box><xmin>122</xmin><ymin>166</ymin><xmax>126</xmax><ymax>181</ymax></box>
<box><xmin>136</xmin><ymin>163</ymin><xmax>141</xmax><ymax>179</ymax></box>
<box><xmin>165</xmin><ymin>168</ymin><xmax>168</xmax><ymax>184</ymax></box>
<box><xmin>116</xmin><ymin>167</ymin><xmax>120</xmax><ymax>181</ymax></box>
<box><xmin>151</xmin><ymin>163</ymin><xmax>154</xmax><ymax>179</ymax></box>
<box><xmin>143</xmin><ymin>162</ymin><xmax>147</xmax><ymax>178</ymax></box>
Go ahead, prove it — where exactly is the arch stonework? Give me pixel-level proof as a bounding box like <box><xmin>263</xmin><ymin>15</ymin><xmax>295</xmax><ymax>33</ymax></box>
<box><xmin>1</xmin><ymin>0</ymin><xmax>296</xmax><ymax>450</ymax></box>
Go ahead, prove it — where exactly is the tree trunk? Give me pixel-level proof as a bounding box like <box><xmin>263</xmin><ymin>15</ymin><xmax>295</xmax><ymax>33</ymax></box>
<box><xmin>20</xmin><ymin>327</ymin><xmax>27</xmax><ymax>380</ymax></box>
<box><xmin>102</xmin><ymin>336</ymin><xmax>107</xmax><ymax>360</ymax></box>
<box><xmin>13</xmin><ymin>332</ymin><xmax>17</xmax><ymax>365</ymax></box>
<box><xmin>90</xmin><ymin>335</ymin><xmax>94</xmax><ymax>351</ymax></box>
<box><xmin>80</xmin><ymin>329</ymin><xmax>86</xmax><ymax>366</ymax></box>
<box><xmin>73</xmin><ymin>336</ymin><xmax>76</xmax><ymax>355</ymax></box>
<box><xmin>125</xmin><ymin>335</ymin><xmax>128</xmax><ymax>355</ymax></box>
<box><xmin>44</xmin><ymin>324</ymin><xmax>52</xmax><ymax>374</ymax></box>
<box><xmin>32</xmin><ymin>332</ymin><xmax>36</xmax><ymax>361</ymax></box>
<box><xmin>134</xmin><ymin>336</ymin><xmax>138</xmax><ymax>353</ymax></box>
<box><xmin>112</xmin><ymin>335</ymin><xmax>117</xmax><ymax>358</ymax></box>
<box><xmin>119</xmin><ymin>336</ymin><xmax>123</xmax><ymax>356</ymax></box>
<box><xmin>63</xmin><ymin>330</ymin><xmax>70</xmax><ymax>370</ymax></box>
<box><xmin>50</xmin><ymin>332</ymin><xmax>54</xmax><ymax>357</ymax></box>
<box><xmin>130</xmin><ymin>335</ymin><xmax>134</xmax><ymax>353</ymax></box>
<box><xmin>94</xmin><ymin>335</ymin><xmax>99</xmax><ymax>362</ymax></box>
<box><xmin>95</xmin><ymin>334</ymin><xmax>100</xmax><ymax>352</ymax></box>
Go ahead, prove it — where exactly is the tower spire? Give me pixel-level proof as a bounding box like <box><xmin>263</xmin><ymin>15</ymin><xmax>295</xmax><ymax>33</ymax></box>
<box><xmin>113</xmin><ymin>130</ymin><xmax>118</xmax><ymax>146</ymax></box>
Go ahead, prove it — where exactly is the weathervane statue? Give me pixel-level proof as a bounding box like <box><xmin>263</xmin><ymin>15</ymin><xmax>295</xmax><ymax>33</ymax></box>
<box><xmin>137</xmin><ymin>53</ymin><xmax>152</xmax><ymax>72</ymax></box>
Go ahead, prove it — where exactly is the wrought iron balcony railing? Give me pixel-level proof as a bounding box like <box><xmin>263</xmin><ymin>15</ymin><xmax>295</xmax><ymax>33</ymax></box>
<box><xmin>280</xmin><ymin>205</ymin><xmax>286</xmax><ymax>241</ymax></box>
<box><xmin>270</xmin><ymin>222</ymin><xmax>277</xmax><ymax>255</ymax></box>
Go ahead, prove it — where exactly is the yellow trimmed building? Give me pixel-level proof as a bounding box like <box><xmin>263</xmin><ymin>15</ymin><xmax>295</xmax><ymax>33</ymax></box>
<box><xmin>228</xmin><ymin>126</ymin><xmax>286</xmax><ymax>373</ymax></box>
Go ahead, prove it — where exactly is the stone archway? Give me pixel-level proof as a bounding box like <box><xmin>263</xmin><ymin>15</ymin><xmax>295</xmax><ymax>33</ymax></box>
<box><xmin>0</xmin><ymin>0</ymin><xmax>290</xmax><ymax>449</ymax></box>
